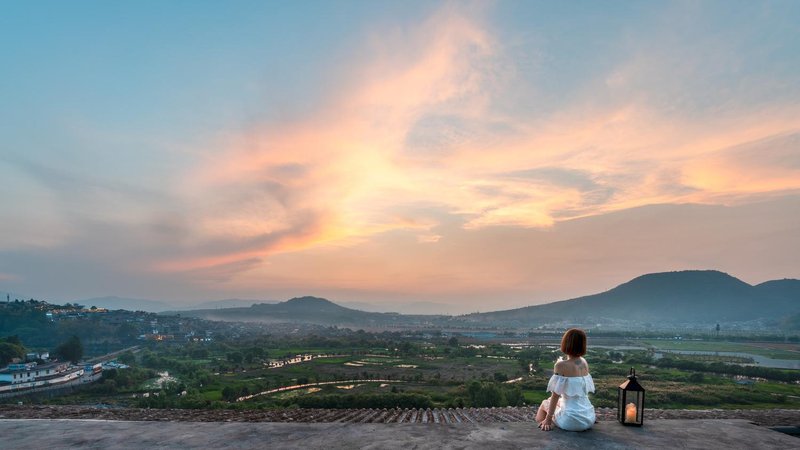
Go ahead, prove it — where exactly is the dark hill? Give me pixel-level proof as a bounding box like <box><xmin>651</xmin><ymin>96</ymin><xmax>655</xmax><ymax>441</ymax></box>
<box><xmin>175</xmin><ymin>296</ymin><xmax>440</xmax><ymax>327</ymax></box>
<box><xmin>247</xmin><ymin>296</ymin><xmax>372</xmax><ymax>322</ymax></box>
<box><xmin>262</xmin><ymin>296</ymin><xmax>354</xmax><ymax>313</ymax></box>
<box><xmin>173</xmin><ymin>271</ymin><xmax>799</xmax><ymax>328</ymax></box>
<box><xmin>460</xmin><ymin>270</ymin><xmax>799</xmax><ymax>325</ymax></box>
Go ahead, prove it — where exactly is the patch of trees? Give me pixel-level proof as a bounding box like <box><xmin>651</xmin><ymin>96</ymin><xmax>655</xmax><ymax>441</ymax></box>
<box><xmin>465</xmin><ymin>381</ymin><xmax>524</xmax><ymax>407</ymax></box>
<box><xmin>0</xmin><ymin>335</ymin><xmax>26</xmax><ymax>366</ymax></box>
<box><xmin>655</xmin><ymin>357</ymin><xmax>799</xmax><ymax>382</ymax></box>
<box><xmin>0</xmin><ymin>302</ymin><xmax>51</xmax><ymax>345</ymax></box>
<box><xmin>221</xmin><ymin>385</ymin><xmax>252</xmax><ymax>402</ymax></box>
<box><xmin>138</xmin><ymin>350</ymin><xmax>203</xmax><ymax>379</ymax></box>
<box><xmin>515</xmin><ymin>347</ymin><xmax>546</xmax><ymax>372</ymax></box>
<box><xmin>644</xmin><ymin>385</ymin><xmax>780</xmax><ymax>408</ymax></box>
<box><xmin>0</xmin><ymin>300</ymin><xmax>146</xmax><ymax>351</ymax></box>
<box><xmin>88</xmin><ymin>367</ymin><xmax>157</xmax><ymax>395</ymax></box>
<box><xmin>586</xmin><ymin>330</ymin><xmax>798</xmax><ymax>342</ymax></box>
<box><xmin>118</xmin><ymin>350</ymin><xmax>136</xmax><ymax>365</ymax></box>
<box><xmin>53</xmin><ymin>335</ymin><xmax>83</xmax><ymax>363</ymax></box>
<box><xmin>226</xmin><ymin>351</ymin><xmax>243</xmax><ymax>364</ymax></box>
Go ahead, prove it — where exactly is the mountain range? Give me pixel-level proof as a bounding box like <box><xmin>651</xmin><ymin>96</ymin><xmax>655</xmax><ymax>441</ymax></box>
<box><xmin>171</xmin><ymin>270</ymin><xmax>799</xmax><ymax>328</ymax></box>
<box><xmin>459</xmin><ymin>270</ymin><xmax>799</xmax><ymax>326</ymax></box>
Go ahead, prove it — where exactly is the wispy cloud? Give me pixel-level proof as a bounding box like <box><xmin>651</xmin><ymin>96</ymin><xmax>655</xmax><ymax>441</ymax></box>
<box><xmin>0</xmin><ymin>272</ymin><xmax>19</xmax><ymax>282</ymax></box>
<box><xmin>157</xmin><ymin>4</ymin><xmax>500</xmax><ymax>275</ymax></box>
<box><xmin>148</xmin><ymin>2</ymin><xmax>800</xmax><ymax>282</ymax></box>
<box><xmin>2</xmin><ymin>2</ymin><xmax>798</xmax><ymax>302</ymax></box>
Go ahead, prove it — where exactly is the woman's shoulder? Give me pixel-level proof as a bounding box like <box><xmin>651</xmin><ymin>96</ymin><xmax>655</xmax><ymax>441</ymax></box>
<box><xmin>554</xmin><ymin>357</ymin><xmax>591</xmax><ymax>376</ymax></box>
<box><xmin>553</xmin><ymin>359</ymin><xmax>569</xmax><ymax>374</ymax></box>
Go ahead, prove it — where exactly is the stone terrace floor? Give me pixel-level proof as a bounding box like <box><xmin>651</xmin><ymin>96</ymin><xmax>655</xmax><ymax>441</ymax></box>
<box><xmin>1</xmin><ymin>406</ymin><xmax>799</xmax><ymax>449</ymax></box>
<box><xmin>1</xmin><ymin>405</ymin><xmax>799</xmax><ymax>426</ymax></box>
<box><xmin>1</xmin><ymin>418</ymin><xmax>798</xmax><ymax>449</ymax></box>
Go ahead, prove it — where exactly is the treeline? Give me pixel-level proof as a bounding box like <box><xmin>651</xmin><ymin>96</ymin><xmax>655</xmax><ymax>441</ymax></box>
<box><xmin>647</xmin><ymin>384</ymin><xmax>783</xmax><ymax>408</ymax></box>
<box><xmin>0</xmin><ymin>301</ymin><xmax>141</xmax><ymax>352</ymax></box>
<box><xmin>587</xmin><ymin>329</ymin><xmax>799</xmax><ymax>341</ymax></box>
<box><xmin>655</xmin><ymin>357</ymin><xmax>798</xmax><ymax>382</ymax></box>
<box><xmin>1</xmin><ymin>334</ymin><xmax>85</xmax><ymax>366</ymax></box>
<box><xmin>0</xmin><ymin>302</ymin><xmax>51</xmax><ymax>346</ymax></box>
<box><xmin>212</xmin><ymin>330</ymin><xmax>464</xmax><ymax>359</ymax></box>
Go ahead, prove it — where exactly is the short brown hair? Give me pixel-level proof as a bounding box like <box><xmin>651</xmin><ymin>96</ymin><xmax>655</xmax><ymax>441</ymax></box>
<box><xmin>560</xmin><ymin>328</ymin><xmax>587</xmax><ymax>357</ymax></box>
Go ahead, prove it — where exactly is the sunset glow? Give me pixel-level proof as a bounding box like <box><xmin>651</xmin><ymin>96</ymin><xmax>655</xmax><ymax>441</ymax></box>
<box><xmin>1</xmin><ymin>1</ymin><xmax>798</xmax><ymax>310</ymax></box>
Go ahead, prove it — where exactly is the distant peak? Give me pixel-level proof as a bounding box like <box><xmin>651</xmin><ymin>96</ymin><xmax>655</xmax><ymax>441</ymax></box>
<box><xmin>635</xmin><ymin>269</ymin><xmax>730</xmax><ymax>278</ymax></box>
<box><xmin>757</xmin><ymin>278</ymin><xmax>800</xmax><ymax>285</ymax></box>
<box><xmin>284</xmin><ymin>296</ymin><xmax>334</xmax><ymax>305</ymax></box>
<box><xmin>625</xmin><ymin>270</ymin><xmax>743</xmax><ymax>284</ymax></box>
<box><xmin>755</xmin><ymin>278</ymin><xmax>800</xmax><ymax>289</ymax></box>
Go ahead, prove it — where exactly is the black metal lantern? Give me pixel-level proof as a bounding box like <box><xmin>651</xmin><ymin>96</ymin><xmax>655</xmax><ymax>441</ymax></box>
<box><xmin>618</xmin><ymin>367</ymin><xmax>645</xmax><ymax>426</ymax></box>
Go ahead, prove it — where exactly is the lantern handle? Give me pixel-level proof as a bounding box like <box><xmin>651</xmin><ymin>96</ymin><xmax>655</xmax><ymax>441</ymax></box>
<box><xmin>629</xmin><ymin>367</ymin><xmax>636</xmax><ymax>377</ymax></box>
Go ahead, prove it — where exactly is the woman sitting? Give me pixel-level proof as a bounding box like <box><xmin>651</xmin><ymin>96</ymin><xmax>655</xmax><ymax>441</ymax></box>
<box><xmin>536</xmin><ymin>328</ymin><xmax>596</xmax><ymax>431</ymax></box>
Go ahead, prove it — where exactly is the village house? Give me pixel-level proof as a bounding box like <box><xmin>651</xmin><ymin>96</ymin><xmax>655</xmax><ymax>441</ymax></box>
<box><xmin>0</xmin><ymin>362</ymin><xmax>71</xmax><ymax>385</ymax></box>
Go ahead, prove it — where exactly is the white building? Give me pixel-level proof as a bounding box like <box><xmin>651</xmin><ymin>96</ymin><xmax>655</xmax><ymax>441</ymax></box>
<box><xmin>0</xmin><ymin>362</ymin><xmax>70</xmax><ymax>384</ymax></box>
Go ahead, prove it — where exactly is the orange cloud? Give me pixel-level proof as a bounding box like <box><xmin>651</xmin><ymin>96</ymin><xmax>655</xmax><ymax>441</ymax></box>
<box><xmin>154</xmin><ymin>3</ymin><xmax>800</xmax><ymax>285</ymax></box>
<box><xmin>155</xmin><ymin>5</ymin><xmax>495</xmax><ymax>275</ymax></box>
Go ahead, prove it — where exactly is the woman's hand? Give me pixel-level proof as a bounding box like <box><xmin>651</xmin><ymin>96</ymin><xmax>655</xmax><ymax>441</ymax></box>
<box><xmin>538</xmin><ymin>417</ymin><xmax>554</xmax><ymax>431</ymax></box>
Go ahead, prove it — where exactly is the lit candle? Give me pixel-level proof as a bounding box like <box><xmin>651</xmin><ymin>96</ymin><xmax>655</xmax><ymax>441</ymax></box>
<box><xmin>625</xmin><ymin>402</ymin><xmax>637</xmax><ymax>423</ymax></box>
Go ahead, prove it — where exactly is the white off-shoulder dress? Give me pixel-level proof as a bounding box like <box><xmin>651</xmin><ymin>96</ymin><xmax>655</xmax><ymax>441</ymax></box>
<box><xmin>542</xmin><ymin>373</ymin><xmax>596</xmax><ymax>431</ymax></box>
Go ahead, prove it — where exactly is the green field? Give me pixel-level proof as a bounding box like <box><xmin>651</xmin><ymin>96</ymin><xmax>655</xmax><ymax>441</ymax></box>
<box><xmin>12</xmin><ymin>333</ymin><xmax>800</xmax><ymax>411</ymax></box>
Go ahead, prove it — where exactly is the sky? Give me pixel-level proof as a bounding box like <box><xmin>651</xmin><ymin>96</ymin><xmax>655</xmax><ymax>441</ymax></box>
<box><xmin>1</xmin><ymin>1</ymin><xmax>799</xmax><ymax>312</ymax></box>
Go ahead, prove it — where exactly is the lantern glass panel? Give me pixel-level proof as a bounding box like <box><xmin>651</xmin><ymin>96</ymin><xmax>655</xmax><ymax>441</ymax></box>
<box><xmin>622</xmin><ymin>391</ymin><xmax>643</xmax><ymax>424</ymax></box>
